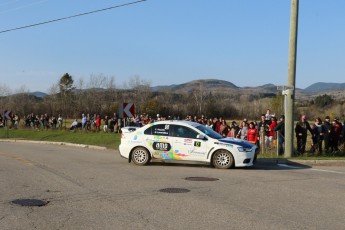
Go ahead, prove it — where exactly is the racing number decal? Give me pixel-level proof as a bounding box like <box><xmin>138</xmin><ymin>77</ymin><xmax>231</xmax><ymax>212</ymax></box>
<box><xmin>153</xmin><ymin>142</ymin><xmax>171</xmax><ymax>151</ymax></box>
<box><xmin>194</xmin><ymin>141</ymin><xmax>201</xmax><ymax>147</ymax></box>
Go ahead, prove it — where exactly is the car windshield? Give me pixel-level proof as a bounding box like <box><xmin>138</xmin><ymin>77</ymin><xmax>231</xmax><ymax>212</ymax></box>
<box><xmin>195</xmin><ymin>125</ymin><xmax>223</xmax><ymax>139</ymax></box>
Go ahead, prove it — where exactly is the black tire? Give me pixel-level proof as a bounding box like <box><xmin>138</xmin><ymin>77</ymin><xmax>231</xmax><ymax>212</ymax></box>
<box><xmin>131</xmin><ymin>147</ymin><xmax>150</xmax><ymax>166</ymax></box>
<box><xmin>212</xmin><ymin>150</ymin><xmax>234</xmax><ymax>169</ymax></box>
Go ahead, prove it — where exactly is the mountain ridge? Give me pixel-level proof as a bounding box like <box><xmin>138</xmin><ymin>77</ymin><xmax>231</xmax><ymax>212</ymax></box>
<box><xmin>19</xmin><ymin>80</ymin><xmax>345</xmax><ymax>97</ymax></box>
<box><xmin>304</xmin><ymin>82</ymin><xmax>345</xmax><ymax>93</ymax></box>
<box><xmin>152</xmin><ymin>79</ymin><xmax>345</xmax><ymax>93</ymax></box>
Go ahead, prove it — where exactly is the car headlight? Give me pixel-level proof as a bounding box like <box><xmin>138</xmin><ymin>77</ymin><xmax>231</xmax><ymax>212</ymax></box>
<box><xmin>237</xmin><ymin>147</ymin><xmax>252</xmax><ymax>152</ymax></box>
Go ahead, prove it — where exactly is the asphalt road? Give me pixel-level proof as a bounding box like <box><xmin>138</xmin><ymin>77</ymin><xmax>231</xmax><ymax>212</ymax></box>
<box><xmin>1</xmin><ymin>141</ymin><xmax>345</xmax><ymax>230</ymax></box>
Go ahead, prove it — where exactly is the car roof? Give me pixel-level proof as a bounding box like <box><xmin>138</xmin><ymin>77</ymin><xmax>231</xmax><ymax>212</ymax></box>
<box><xmin>148</xmin><ymin>120</ymin><xmax>200</xmax><ymax>128</ymax></box>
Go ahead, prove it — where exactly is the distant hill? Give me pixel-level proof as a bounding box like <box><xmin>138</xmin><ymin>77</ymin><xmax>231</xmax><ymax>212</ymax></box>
<box><xmin>304</xmin><ymin>82</ymin><xmax>345</xmax><ymax>93</ymax></box>
<box><xmin>152</xmin><ymin>79</ymin><xmax>239</xmax><ymax>93</ymax></box>
<box><xmin>9</xmin><ymin>91</ymin><xmax>48</xmax><ymax>98</ymax></box>
<box><xmin>152</xmin><ymin>80</ymin><xmax>345</xmax><ymax>98</ymax></box>
<box><xmin>151</xmin><ymin>84</ymin><xmax>178</xmax><ymax>92</ymax></box>
<box><xmin>151</xmin><ymin>79</ymin><xmax>286</xmax><ymax>96</ymax></box>
<box><xmin>243</xmin><ymin>83</ymin><xmax>277</xmax><ymax>91</ymax></box>
<box><xmin>30</xmin><ymin>91</ymin><xmax>48</xmax><ymax>98</ymax></box>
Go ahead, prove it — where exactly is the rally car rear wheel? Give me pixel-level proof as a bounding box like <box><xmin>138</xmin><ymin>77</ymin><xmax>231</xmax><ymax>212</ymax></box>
<box><xmin>131</xmin><ymin>147</ymin><xmax>150</xmax><ymax>166</ymax></box>
<box><xmin>212</xmin><ymin>150</ymin><xmax>234</xmax><ymax>169</ymax></box>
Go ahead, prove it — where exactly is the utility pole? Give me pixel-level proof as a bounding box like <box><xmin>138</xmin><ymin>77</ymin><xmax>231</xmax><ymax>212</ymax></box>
<box><xmin>285</xmin><ymin>0</ymin><xmax>299</xmax><ymax>158</ymax></box>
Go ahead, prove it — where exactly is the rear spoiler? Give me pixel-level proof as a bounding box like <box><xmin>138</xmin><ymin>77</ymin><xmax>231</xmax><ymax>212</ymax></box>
<box><xmin>121</xmin><ymin>127</ymin><xmax>138</xmax><ymax>133</ymax></box>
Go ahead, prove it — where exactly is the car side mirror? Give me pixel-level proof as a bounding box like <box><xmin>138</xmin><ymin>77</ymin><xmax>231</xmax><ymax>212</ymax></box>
<box><xmin>197</xmin><ymin>134</ymin><xmax>207</xmax><ymax>140</ymax></box>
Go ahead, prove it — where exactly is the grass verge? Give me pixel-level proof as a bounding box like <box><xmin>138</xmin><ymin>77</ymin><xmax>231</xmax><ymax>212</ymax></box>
<box><xmin>0</xmin><ymin>128</ymin><xmax>120</xmax><ymax>150</ymax></box>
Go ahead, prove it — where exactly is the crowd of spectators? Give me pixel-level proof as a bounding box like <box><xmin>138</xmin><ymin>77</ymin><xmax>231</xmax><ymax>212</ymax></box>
<box><xmin>1</xmin><ymin>109</ymin><xmax>344</xmax><ymax>156</ymax></box>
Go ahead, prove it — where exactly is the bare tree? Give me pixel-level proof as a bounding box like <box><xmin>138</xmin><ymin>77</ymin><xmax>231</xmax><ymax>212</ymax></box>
<box><xmin>124</xmin><ymin>75</ymin><xmax>152</xmax><ymax>114</ymax></box>
<box><xmin>10</xmin><ymin>85</ymin><xmax>31</xmax><ymax>116</ymax></box>
<box><xmin>47</xmin><ymin>83</ymin><xmax>60</xmax><ymax>116</ymax></box>
<box><xmin>88</xmin><ymin>73</ymin><xmax>108</xmax><ymax>89</ymax></box>
<box><xmin>0</xmin><ymin>84</ymin><xmax>12</xmax><ymax>116</ymax></box>
<box><xmin>192</xmin><ymin>82</ymin><xmax>208</xmax><ymax>116</ymax></box>
<box><xmin>0</xmin><ymin>83</ymin><xmax>12</xmax><ymax>97</ymax></box>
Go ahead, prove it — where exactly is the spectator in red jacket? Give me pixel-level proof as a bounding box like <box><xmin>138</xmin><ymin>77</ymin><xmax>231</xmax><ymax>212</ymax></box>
<box><xmin>267</xmin><ymin>116</ymin><xmax>277</xmax><ymax>149</ymax></box>
<box><xmin>247</xmin><ymin>122</ymin><xmax>258</xmax><ymax>145</ymax></box>
<box><xmin>212</xmin><ymin>117</ymin><xmax>221</xmax><ymax>133</ymax></box>
<box><xmin>219</xmin><ymin>120</ymin><xmax>228</xmax><ymax>136</ymax></box>
<box><xmin>95</xmin><ymin>115</ymin><xmax>101</xmax><ymax>132</ymax></box>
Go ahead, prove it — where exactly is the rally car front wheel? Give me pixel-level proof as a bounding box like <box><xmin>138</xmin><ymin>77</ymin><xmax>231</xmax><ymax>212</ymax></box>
<box><xmin>212</xmin><ymin>150</ymin><xmax>234</xmax><ymax>169</ymax></box>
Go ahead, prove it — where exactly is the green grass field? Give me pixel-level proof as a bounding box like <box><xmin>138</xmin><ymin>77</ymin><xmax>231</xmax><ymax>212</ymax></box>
<box><xmin>0</xmin><ymin>128</ymin><xmax>120</xmax><ymax>150</ymax></box>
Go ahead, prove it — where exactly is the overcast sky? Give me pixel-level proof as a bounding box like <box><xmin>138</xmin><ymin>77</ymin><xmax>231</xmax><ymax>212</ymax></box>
<box><xmin>0</xmin><ymin>0</ymin><xmax>344</xmax><ymax>93</ymax></box>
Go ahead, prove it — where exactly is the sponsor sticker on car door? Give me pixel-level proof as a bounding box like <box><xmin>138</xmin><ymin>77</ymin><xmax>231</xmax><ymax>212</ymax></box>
<box><xmin>148</xmin><ymin>124</ymin><xmax>174</xmax><ymax>159</ymax></box>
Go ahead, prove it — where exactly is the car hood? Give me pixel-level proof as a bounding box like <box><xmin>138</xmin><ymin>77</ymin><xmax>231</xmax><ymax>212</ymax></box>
<box><xmin>218</xmin><ymin>137</ymin><xmax>255</xmax><ymax>148</ymax></box>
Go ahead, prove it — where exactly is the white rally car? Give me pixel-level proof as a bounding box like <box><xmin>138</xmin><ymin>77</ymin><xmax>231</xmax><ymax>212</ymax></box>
<box><xmin>119</xmin><ymin>120</ymin><xmax>258</xmax><ymax>169</ymax></box>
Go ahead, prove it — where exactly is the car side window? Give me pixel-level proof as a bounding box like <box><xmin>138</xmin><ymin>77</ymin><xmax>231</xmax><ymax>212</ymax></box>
<box><xmin>171</xmin><ymin>125</ymin><xmax>199</xmax><ymax>139</ymax></box>
<box><xmin>148</xmin><ymin>124</ymin><xmax>170</xmax><ymax>136</ymax></box>
<box><xmin>144</xmin><ymin>126</ymin><xmax>152</xmax><ymax>135</ymax></box>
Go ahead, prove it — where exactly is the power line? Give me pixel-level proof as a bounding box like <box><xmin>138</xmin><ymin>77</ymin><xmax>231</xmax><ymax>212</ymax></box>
<box><xmin>0</xmin><ymin>0</ymin><xmax>147</xmax><ymax>34</ymax></box>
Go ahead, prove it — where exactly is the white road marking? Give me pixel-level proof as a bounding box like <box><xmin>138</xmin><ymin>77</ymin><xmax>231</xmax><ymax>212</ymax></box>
<box><xmin>309</xmin><ymin>168</ymin><xmax>345</xmax><ymax>175</ymax></box>
<box><xmin>278</xmin><ymin>164</ymin><xmax>345</xmax><ymax>175</ymax></box>
<box><xmin>277</xmin><ymin>164</ymin><xmax>301</xmax><ymax>169</ymax></box>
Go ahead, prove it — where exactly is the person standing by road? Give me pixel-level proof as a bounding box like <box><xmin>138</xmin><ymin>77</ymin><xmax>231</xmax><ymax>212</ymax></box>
<box><xmin>311</xmin><ymin>117</ymin><xmax>325</xmax><ymax>155</ymax></box>
<box><xmin>51</xmin><ymin>115</ymin><xmax>57</xmax><ymax>129</ymax></box>
<box><xmin>258</xmin><ymin>114</ymin><xmax>270</xmax><ymax>150</ymax></box>
<box><xmin>0</xmin><ymin>114</ymin><xmax>3</xmax><ymax>128</ymax></box>
<box><xmin>228</xmin><ymin>121</ymin><xmax>240</xmax><ymax>138</ymax></box>
<box><xmin>267</xmin><ymin>116</ymin><xmax>277</xmax><ymax>149</ymax></box>
<box><xmin>212</xmin><ymin>117</ymin><xmax>219</xmax><ymax>132</ymax></box>
<box><xmin>81</xmin><ymin>114</ymin><xmax>87</xmax><ymax>129</ymax></box>
<box><xmin>295</xmin><ymin>115</ymin><xmax>313</xmax><ymax>155</ymax></box>
<box><xmin>220</xmin><ymin>120</ymin><xmax>228</xmax><ymax>137</ymax></box>
<box><xmin>273</xmin><ymin>115</ymin><xmax>285</xmax><ymax>156</ymax></box>
<box><xmin>238</xmin><ymin>121</ymin><xmax>248</xmax><ymax>140</ymax></box>
<box><xmin>323</xmin><ymin>116</ymin><xmax>332</xmax><ymax>153</ymax></box>
<box><xmin>265</xmin><ymin>109</ymin><xmax>273</xmax><ymax>121</ymax></box>
<box><xmin>330</xmin><ymin>118</ymin><xmax>342</xmax><ymax>154</ymax></box>
<box><xmin>58</xmin><ymin>114</ymin><xmax>63</xmax><ymax>129</ymax></box>
<box><xmin>95</xmin><ymin>115</ymin><xmax>101</xmax><ymax>132</ymax></box>
<box><xmin>103</xmin><ymin>115</ymin><xmax>109</xmax><ymax>132</ymax></box>
<box><xmin>247</xmin><ymin>122</ymin><xmax>258</xmax><ymax>145</ymax></box>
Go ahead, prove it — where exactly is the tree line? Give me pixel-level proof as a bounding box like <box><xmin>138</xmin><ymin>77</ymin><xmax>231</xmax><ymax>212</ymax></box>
<box><xmin>1</xmin><ymin>73</ymin><xmax>344</xmax><ymax>121</ymax></box>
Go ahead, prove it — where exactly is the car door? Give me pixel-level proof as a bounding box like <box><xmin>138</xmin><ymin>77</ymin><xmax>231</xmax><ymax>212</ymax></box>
<box><xmin>169</xmin><ymin>125</ymin><xmax>208</xmax><ymax>161</ymax></box>
<box><xmin>144</xmin><ymin>123</ymin><xmax>173</xmax><ymax>160</ymax></box>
